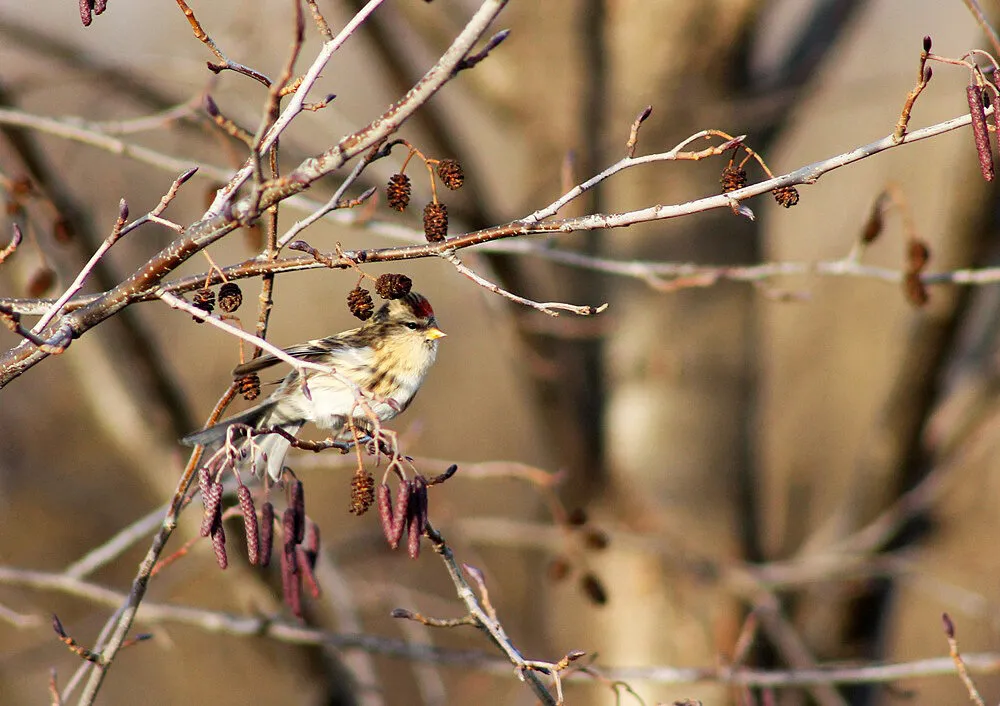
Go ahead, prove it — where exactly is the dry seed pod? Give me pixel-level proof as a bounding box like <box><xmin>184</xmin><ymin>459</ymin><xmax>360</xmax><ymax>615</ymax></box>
<box><xmin>192</xmin><ymin>287</ymin><xmax>215</xmax><ymax>314</ymax></box>
<box><xmin>903</xmin><ymin>271</ymin><xmax>929</xmax><ymax>308</ymax></box>
<box><xmin>386</xmin><ymin>173</ymin><xmax>412</xmax><ymax>211</ymax></box>
<box><xmin>349</xmin><ymin>470</ymin><xmax>375</xmax><ymax>516</ymax></box>
<box><xmin>580</xmin><ymin>572</ymin><xmax>608</xmax><ymax>605</ymax></box>
<box><xmin>422</xmin><ymin>202</ymin><xmax>448</xmax><ymax>242</ymax></box>
<box><xmin>907</xmin><ymin>238</ymin><xmax>931</xmax><ymax>271</ymax></box>
<box><xmin>861</xmin><ymin>196</ymin><xmax>886</xmax><ymax>245</ymax></box>
<box><xmin>720</xmin><ymin>165</ymin><xmax>747</xmax><ymax>193</ymax></box>
<box><xmin>347</xmin><ymin>287</ymin><xmax>375</xmax><ymax>321</ymax></box>
<box><xmin>260</xmin><ymin>501</ymin><xmax>275</xmax><ymax>567</ymax></box>
<box><xmin>436</xmin><ymin>159</ymin><xmax>465</xmax><ymax>190</ymax></box>
<box><xmin>238</xmin><ymin>372</ymin><xmax>261</xmax><ymax>401</ymax></box>
<box><xmin>375</xmin><ymin>273</ymin><xmax>412</xmax><ymax>300</ymax></box>
<box><xmin>218</xmin><ymin>282</ymin><xmax>243</xmax><ymax>313</ymax></box>
<box><xmin>772</xmin><ymin>186</ymin><xmax>800</xmax><ymax>208</ymax></box>
<box><xmin>967</xmin><ymin>83</ymin><xmax>995</xmax><ymax>182</ymax></box>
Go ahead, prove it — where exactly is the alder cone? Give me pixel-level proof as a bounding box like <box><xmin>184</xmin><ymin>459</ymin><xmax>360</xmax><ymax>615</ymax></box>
<box><xmin>347</xmin><ymin>287</ymin><xmax>374</xmax><ymax>320</ymax></box>
<box><xmin>218</xmin><ymin>282</ymin><xmax>243</xmax><ymax>312</ymax></box>
<box><xmin>375</xmin><ymin>273</ymin><xmax>412</xmax><ymax>299</ymax></box>
<box><xmin>436</xmin><ymin>159</ymin><xmax>465</xmax><ymax>190</ymax></box>
<box><xmin>423</xmin><ymin>202</ymin><xmax>448</xmax><ymax>242</ymax></box>
<box><xmin>386</xmin><ymin>173</ymin><xmax>411</xmax><ymax>211</ymax></box>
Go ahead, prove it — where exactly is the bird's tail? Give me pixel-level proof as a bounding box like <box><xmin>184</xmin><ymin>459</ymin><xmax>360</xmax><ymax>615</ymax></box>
<box><xmin>181</xmin><ymin>402</ymin><xmax>302</xmax><ymax>481</ymax></box>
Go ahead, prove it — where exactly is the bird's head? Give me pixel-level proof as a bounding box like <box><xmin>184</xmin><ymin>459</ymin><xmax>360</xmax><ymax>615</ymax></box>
<box><xmin>373</xmin><ymin>292</ymin><xmax>446</xmax><ymax>347</ymax></box>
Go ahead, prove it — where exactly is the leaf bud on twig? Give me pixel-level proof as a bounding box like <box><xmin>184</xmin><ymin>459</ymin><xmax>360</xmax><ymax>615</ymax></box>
<box><xmin>579</xmin><ymin>572</ymin><xmax>608</xmax><ymax>606</ymax></box>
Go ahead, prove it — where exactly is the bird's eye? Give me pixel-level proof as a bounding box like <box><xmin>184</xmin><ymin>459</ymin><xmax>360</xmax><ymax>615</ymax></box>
<box><xmin>404</xmin><ymin>322</ymin><xmax>420</xmax><ymax>330</ymax></box>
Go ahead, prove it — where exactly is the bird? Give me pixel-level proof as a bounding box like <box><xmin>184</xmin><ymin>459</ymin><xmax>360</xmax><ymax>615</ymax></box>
<box><xmin>182</xmin><ymin>292</ymin><xmax>445</xmax><ymax>480</ymax></box>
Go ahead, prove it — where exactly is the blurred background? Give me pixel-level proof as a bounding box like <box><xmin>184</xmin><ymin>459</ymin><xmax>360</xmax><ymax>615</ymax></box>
<box><xmin>1</xmin><ymin>0</ymin><xmax>999</xmax><ymax>704</ymax></box>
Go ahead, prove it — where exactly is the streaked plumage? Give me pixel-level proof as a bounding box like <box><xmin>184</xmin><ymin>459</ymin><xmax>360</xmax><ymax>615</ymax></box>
<box><xmin>182</xmin><ymin>292</ymin><xmax>444</xmax><ymax>480</ymax></box>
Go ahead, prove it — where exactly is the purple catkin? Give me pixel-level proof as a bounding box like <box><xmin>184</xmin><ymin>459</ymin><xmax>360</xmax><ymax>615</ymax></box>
<box><xmin>238</xmin><ymin>486</ymin><xmax>260</xmax><ymax>565</ymax></box>
<box><xmin>200</xmin><ymin>482</ymin><xmax>223</xmax><ymax>538</ymax></box>
<box><xmin>968</xmin><ymin>83</ymin><xmax>995</xmax><ymax>182</ymax></box>
<box><xmin>259</xmin><ymin>501</ymin><xmax>274</xmax><ymax>567</ymax></box>
<box><xmin>211</xmin><ymin>522</ymin><xmax>228</xmax><ymax>569</ymax></box>
<box><xmin>289</xmin><ymin>480</ymin><xmax>305</xmax><ymax>544</ymax></box>
<box><xmin>281</xmin><ymin>510</ymin><xmax>302</xmax><ymax>617</ymax></box>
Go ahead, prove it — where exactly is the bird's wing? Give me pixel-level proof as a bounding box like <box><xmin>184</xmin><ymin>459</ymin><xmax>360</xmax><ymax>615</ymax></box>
<box><xmin>230</xmin><ymin>336</ymin><xmax>357</xmax><ymax>377</ymax></box>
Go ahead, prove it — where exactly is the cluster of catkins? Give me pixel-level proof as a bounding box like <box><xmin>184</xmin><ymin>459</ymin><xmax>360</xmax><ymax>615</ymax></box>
<box><xmin>191</xmin><ymin>281</ymin><xmax>243</xmax><ymax>319</ymax></box>
<box><xmin>347</xmin><ymin>272</ymin><xmax>413</xmax><ymax>321</ymax></box>
<box><xmin>200</xmin><ymin>470</ymin><xmax>320</xmax><ymax>617</ymax></box>
<box><xmin>719</xmin><ymin>157</ymin><xmax>799</xmax><ymax>208</ymax></box>
<box><xmin>385</xmin><ymin>158</ymin><xmax>465</xmax><ymax>243</ymax></box>
<box><xmin>349</xmin><ymin>464</ymin><xmax>458</xmax><ymax>559</ymax></box>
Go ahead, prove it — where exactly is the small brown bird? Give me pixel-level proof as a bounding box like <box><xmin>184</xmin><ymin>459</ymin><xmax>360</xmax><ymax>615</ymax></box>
<box><xmin>183</xmin><ymin>292</ymin><xmax>445</xmax><ymax>480</ymax></box>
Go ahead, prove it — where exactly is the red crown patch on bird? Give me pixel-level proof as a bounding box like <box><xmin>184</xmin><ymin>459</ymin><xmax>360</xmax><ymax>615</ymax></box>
<box><xmin>403</xmin><ymin>292</ymin><xmax>435</xmax><ymax>319</ymax></box>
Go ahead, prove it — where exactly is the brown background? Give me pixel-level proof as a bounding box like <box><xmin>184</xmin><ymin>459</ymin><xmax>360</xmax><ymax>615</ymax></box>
<box><xmin>1</xmin><ymin>1</ymin><xmax>999</xmax><ymax>704</ymax></box>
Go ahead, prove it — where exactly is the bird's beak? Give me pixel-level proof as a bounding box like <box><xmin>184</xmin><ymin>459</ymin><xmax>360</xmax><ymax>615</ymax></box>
<box><xmin>426</xmin><ymin>327</ymin><xmax>447</xmax><ymax>341</ymax></box>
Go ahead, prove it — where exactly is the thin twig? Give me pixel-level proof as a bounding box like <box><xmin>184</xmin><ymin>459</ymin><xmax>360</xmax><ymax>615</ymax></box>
<box><xmin>0</xmin><ymin>223</ymin><xmax>22</xmax><ymax>265</ymax></box>
<box><xmin>943</xmin><ymin>613</ymin><xmax>987</xmax><ymax>706</ymax></box>
<box><xmin>5</xmin><ymin>564</ymin><xmax>1000</xmax><ymax>689</ymax></box>
<box><xmin>425</xmin><ymin>524</ymin><xmax>558</xmax><ymax>705</ymax></box>
<box><xmin>440</xmin><ymin>250</ymin><xmax>607</xmax><ymax>317</ymax></box>
<box><xmin>962</xmin><ymin>0</ymin><xmax>1000</xmax><ymax>60</ymax></box>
